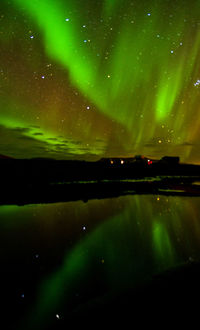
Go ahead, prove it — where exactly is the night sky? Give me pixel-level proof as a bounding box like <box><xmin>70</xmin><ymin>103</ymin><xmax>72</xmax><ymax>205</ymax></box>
<box><xmin>1</xmin><ymin>0</ymin><xmax>200</xmax><ymax>162</ymax></box>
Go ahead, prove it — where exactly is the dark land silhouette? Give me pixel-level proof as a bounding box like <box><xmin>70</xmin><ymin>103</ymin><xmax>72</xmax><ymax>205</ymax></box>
<box><xmin>1</xmin><ymin>154</ymin><xmax>200</xmax><ymax>328</ymax></box>
<box><xmin>1</xmin><ymin>155</ymin><xmax>200</xmax><ymax>205</ymax></box>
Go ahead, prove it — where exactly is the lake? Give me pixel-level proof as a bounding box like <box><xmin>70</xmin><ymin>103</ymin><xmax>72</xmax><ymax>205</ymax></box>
<box><xmin>1</xmin><ymin>194</ymin><xmax>200</xmax><ymax>328</ymax></box>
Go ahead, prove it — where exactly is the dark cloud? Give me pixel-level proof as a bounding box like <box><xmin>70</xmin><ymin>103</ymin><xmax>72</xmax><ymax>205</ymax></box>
<box><xmin>18</xmin><ymin>135</ymin><xmax>39</xmax><ymax>142</ymax></box>
<box><xmin>0</xmin><ymin>123</ymin><xmax>101</xmax><ymax>160</ymax></box>
<box><xmin>33</xmin><ymin>132</ymin><xmax>44</xmax><ymax>136</ymax></box>
<box><xmin>11</xmin><ymin>127</ymin><xmax>31</xmax><ymax>133</ymax></box>
<box><xmin>29</xmin><ymin>125</ymin><xmax>41</xmax><ymax>129</ymax></box>
<box><xmin>53</xmin><ymin>143</ymin><xmax>68</xmax><ymax>148</ymax></box>
<box><xmin>47</xmin><ymin>138</ymin><xmax>58</xmax><ymax>141</ymax></box>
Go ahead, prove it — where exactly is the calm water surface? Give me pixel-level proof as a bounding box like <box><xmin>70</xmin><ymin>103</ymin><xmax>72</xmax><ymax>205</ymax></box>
<box><xmin>0</xmin><ymin>195</ymin><xmax>200</xmax><ymax>328</ymax></box>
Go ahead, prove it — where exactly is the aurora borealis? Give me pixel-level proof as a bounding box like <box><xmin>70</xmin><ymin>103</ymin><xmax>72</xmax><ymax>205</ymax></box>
<box><xmin>2</xmin><ymin>2</ymin><xmax>200</xmax><ymax>326</ymax></box>
<box><xmin>1</xmin><ymin>0</ymin><xmax>200</xmax><ymax>162</ymax></box>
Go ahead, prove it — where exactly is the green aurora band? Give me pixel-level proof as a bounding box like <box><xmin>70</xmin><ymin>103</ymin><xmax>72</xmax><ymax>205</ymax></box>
<box><xmin>1</xmin><ymin>0</ymin><xmax>200</xmax><ymax>161</ymax></box>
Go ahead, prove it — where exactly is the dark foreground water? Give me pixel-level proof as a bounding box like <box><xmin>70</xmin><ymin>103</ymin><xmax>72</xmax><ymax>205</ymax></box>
<box><xmin>1</xmin><ymin>195</ymin><xmax>200</xmax><ymax>328</ymax></box>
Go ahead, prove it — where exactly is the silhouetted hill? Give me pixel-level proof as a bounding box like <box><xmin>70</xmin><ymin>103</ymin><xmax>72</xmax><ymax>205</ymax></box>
<box><xmin>0</xmin><ymin>154</ymin><xmax>14</xmax><ymax>159</ymax></box>
<box><xmin>1</xmin><ymin>155</ymin><xmax>200</xmax><ymax>205</ymax></box>
<box><xmin>0</xmin><ymin>155</ymin><xmax>200</xmax><ymax>185</ymax></box>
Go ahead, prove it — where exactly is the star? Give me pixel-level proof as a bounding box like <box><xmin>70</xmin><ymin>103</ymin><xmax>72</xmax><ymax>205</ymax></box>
<box><xmin>194</xmin><ymin>79</ymin><xmax>200</xmax><ymax>86</ymax></box>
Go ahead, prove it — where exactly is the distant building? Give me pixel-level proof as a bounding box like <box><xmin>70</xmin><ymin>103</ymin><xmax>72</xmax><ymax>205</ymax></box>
<box><xmin>99</xmin><ymin>157</ymin><xmax>130</xmax><ymax>165</ymax></box>
<box><xmin>98</xmin><ymin>155</ymin><xmax>153</xmax><ymax>166</ymax></box>
<box><xmin>134</xmin><ymin>155</ymin><xmax>145</xmax><ymax>160</ymax></box>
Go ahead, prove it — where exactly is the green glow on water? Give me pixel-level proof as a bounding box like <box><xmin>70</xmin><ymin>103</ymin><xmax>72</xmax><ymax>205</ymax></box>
<box><xmin>152</xmin><ymin>220</ymin><xmax>175</xmax><ymax>268</ymax></box>
<box><xmin>1</xmin><ymin>189</ymin><xmax>200</xmax><ymax>328</ymax></box>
